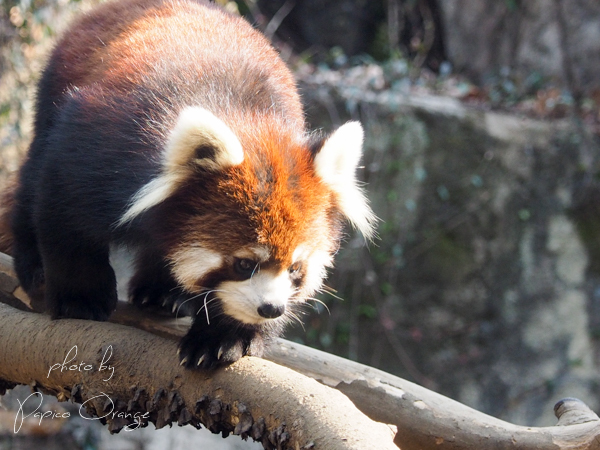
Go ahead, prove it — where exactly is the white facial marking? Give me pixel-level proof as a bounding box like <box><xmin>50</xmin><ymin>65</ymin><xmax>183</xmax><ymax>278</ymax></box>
<box><xmin>169</xmin><ymin>246</ymin><xmax>223</xmax><ymax>290</ymax></box>
<box><xmin>292</xmin><ymin>245</ymin><xmax>308</xmax><ymax>263</ymax></box>
<box><xmin>303</xmin><ymin>249</ymin><xmax>334</xmax><ymax>295</ymax></box>
<box><xmin>218</xmin><ymin>270</ymin><xmax>293</xmax><ymax>324</ymax></box>
<box><xmin>292</xmin><ymin>244</ymin><xmax>333</xmax><ymax>295</ymax></box>
<box><xmin>116</xmin><ymin>107</ymin><xmax>243</xmax><ymax>226</ymax></box>
<box><xmin>234</xmin><ymin>246</ymin><xmax>270</xmax><ymax>263</ymax></box>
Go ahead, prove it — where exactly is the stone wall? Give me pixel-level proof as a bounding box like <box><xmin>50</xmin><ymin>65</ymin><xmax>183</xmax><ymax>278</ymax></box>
<box><xmin>294</xmin><ymin>67</ymin><xmax>600</xmax><ymax>426</ymax></box>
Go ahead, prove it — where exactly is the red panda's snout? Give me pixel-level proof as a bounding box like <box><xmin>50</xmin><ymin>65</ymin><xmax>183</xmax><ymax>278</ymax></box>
<box><xmin>218</xmin><ymin>248</ymin><xmax>333</xmax><ymax>325</ymax></box>
<box><xmin>218</xmin><ymin>268</ymin><xmax>294</xmax><ymax>324</ymax></box>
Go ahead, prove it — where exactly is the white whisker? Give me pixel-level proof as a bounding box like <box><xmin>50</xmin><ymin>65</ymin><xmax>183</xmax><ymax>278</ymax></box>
<box><xmin>304</xmin><ymin>297</ymin><xmax>331</xmax><ymax>315</ymax></box>
<box><xmin>250</xmin><ymin>263</ymin><xmax>260</xmax><ymax>279</ymax></box>
<box><xmin>319</xmin><ymin>285</ymin><xmax>344</xmax><ymax>302</ymax></box>
<box><xmin>194</xmin><ymin>289</ymin><xmax>225</xmax><ymax>324</ymax></box>
<box><xmin>174</xmin><ymin>291</ymin><xmax>205</xmax><ymax>319</ymax></box>
<box><xmin>169</xmin><ymin>287</ymin><xmax>229</xmax><ymax>325</ymax></box>
<box><xmin>286</xmin><ymin>310</ymin><xmax>305</xmax><ymax>329</ymax></box>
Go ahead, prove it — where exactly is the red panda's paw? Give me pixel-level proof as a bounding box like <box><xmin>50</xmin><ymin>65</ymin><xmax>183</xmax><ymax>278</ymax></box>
<box><xmin>129</xmin><ymin>283</ymin><xmax>196</xmax><ymax>317</ymax></box>
<box><xmin>48</xmin><ymin>289</ymin><xmax>118</xmax><ymax>321</ymax></box>
<box><xmin>43</xmin><ymin>252</ymin><xmax>119</xmax><ymax>321</ymax></box>
<box><xmin>177</xmin><ymin>321</ymin><xmax>266</xmax><ymax>370</ymax></box>
<box><xmin>12</xmin><ymin>254</ymin><xmax>45</xmax><ymax>305</ymax></box>
<box><xmin>178</xmin><ymin>334</ymin><xmax>245</xmax><ymax>370</ymax></box>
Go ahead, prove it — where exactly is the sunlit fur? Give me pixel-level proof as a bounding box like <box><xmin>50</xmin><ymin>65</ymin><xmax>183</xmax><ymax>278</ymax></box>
<box><xmin>6</xmin><ymin>0</ymin><xmax>377</xmax><ymax>369</ymax></box>
<box><xmin>169</xmin><ymin>246</ymin><xmax>223</xmax><ymax>290</ymax></box>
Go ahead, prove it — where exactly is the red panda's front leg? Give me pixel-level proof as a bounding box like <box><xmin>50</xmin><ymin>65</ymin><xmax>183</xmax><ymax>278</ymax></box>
<box><xmin>40</xmin><ymin>241</ymin><xmax>118</xmax><ymax>321</ymax></box>
<box><xmin>10</xmin><ymin>200</ymin><xmax>45</xmax><ymax>305</ymax></box>
<box><xmin>127</xmin><ymin>249</ymin><xmax>187</xmax><ymax>313</ymax></box>
<box><xmin>178</xmin><ymin>300</ymin><xmax>271</xmax><ymax>369</ymax></box>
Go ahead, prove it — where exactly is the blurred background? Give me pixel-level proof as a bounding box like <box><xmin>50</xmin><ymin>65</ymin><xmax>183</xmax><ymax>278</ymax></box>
<box><xmin>1</xmin><ymin>0</ymin><xmax>600</xmax><ymax>448</ymax></box>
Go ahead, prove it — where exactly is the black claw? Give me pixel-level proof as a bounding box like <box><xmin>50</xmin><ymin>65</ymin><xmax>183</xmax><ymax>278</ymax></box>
<box><xmin>130</xmin><ymin>283</ymin><xmax>198</xmax><ymax>318</ymax></box>
<box><xmin>177</xmin><ymin>316</ymin><xmax>266</xmax><ymax>370</ymax></box>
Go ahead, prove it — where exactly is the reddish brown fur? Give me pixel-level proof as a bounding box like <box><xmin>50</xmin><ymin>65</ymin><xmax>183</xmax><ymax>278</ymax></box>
<box><xmin>51</xmin><ymin>0</ymin><xmax>303</xmax><ymax>124</ymax></box>
<box><xmin>157</xmin><ymin>117</ymin><xmax>340</xmax><ymax>274</ymax></box>
<box><xmin>227</xmin><ymin>121</ymin><xmax>336</xmax><ymax>266</ymax></box>
<box><xmin>47</xmin><ymin>0</ymin><xmax>337</xmax><ymax>272</ymax></box>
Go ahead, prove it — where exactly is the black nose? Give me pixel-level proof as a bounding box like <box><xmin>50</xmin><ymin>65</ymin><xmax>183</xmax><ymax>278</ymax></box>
<box><xmin>257</xmin><ymin>303</ymin><xmax>286</xmax><ymax>319</ymax></box>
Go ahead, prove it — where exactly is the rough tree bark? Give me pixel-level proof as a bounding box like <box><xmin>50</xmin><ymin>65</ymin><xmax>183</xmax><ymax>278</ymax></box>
<box><xmin>0</xmin><ymin>301</ymin><xmax>397</xmax><ymax>449</ymax></box>
<box><xmin>0</xmin><ymin>252</ymin><xmax>599</xmax><ymax>449</ymax></box>
<box><xmin>115</xmin><ymin>301</ymin><xmax>600</xmax><ymax>450</ymax></box>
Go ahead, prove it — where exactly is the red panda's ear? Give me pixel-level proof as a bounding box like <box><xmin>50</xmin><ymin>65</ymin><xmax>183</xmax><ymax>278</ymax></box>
<box><xmin>117</xmin><ymin>107</ymin><xmax>243</xmax><ymax>225</ymax></box>
<box><xmin>313</xmin><ymin>122</ymin><xmax>377</xmax><ymax>241</ymax></box>
<box><xmin>165</xmin><ymin>107</ymin><xmax>244</xmax><ymax>173</ymax></box>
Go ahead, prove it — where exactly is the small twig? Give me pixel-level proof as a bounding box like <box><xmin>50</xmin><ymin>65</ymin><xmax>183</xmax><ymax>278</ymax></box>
<box><xmin>553</xmin><ymin>0</ymin><xmax>582</xmax><ymax>114</ymax></box>
<box><xmin>387</xmin><ymin>0</ymin><xmax>401</xmax><ymax>52</ymax></box>
<box><xmin>411</xmin><ymin>0</ymin><xmax>436</xmax><ymax>72</ymax></box>
<box><xmin>264</xmin><ymin>0</ymin><xmax>295</xmax><ymax>41</ymax></box>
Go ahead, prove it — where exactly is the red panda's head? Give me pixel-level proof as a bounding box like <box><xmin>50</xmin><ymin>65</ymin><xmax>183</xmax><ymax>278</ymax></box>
<box><xmin>119</xmin><ymin>107</ymin><xmax>376</xmax><ymax>325</ymax></box>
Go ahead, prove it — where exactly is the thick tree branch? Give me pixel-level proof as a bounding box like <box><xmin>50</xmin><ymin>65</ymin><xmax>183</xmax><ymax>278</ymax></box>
<box><xmin>266</xmin><ymin>342</ymin><xmax>600</xmax><ymax>449</ymax></box>
<box><xmin>1</xmin><ymin>252</ymin><xmax>599</xmax><ymax>449</ymax></box>
<box><xmin>0</xmin><ymin>301</ymin><xmax>396</xmax><ymax>449</ymax></box>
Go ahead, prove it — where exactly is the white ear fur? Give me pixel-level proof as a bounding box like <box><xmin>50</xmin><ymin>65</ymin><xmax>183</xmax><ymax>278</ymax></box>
<box><xmin>166</xmin><ymin>107</ymin><xmax>244</xmax><ymax>172</ymax></box>
<box><xmin>313</xmin><ymin>122</ymin><xmax>377</xmax><ymax>240</ymax></box>
<box><xmin>117</xmin><ymin>107</ymin><xmax>243</xmax><ymax>225</ymax></box>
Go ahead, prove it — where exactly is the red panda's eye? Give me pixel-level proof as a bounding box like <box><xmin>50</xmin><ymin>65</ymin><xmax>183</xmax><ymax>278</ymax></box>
<box><xmin>234</xmin><ymin>258</ymin><xmax>257</xmax><ymax>279</ymax></box>
<box><xmin>289</xmin><ymin>262</ymin><xmax>302</xmax><ymax>276</ymax></box>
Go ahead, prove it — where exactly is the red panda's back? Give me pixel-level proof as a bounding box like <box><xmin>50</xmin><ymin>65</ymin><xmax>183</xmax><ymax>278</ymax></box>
<box><xmin>45</xmin><ymin>0</ymin><xmax>304</xmax><ymax>126</ymax></box>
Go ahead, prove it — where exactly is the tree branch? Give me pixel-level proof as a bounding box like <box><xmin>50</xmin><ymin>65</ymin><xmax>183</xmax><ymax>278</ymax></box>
<box><xmin>0</xmin><ymin>301</ymin><xmax>396</xmax><ymax>449</ymax></box>
<box><xmin>266</xmin><ymin>341</ymin><xmax>600</xmax><ymax>449</ymax></box>
<box><xmin>0</xmin><ymin>252</ymin><xmax>599</xmax><ymax>449</ymax></box>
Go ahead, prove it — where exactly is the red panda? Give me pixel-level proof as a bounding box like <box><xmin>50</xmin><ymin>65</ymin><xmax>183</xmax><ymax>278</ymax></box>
<box><xmin>9</xmin><ymin>0</ymin><xmax>376</xmax><ymax>369</ymax></box>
